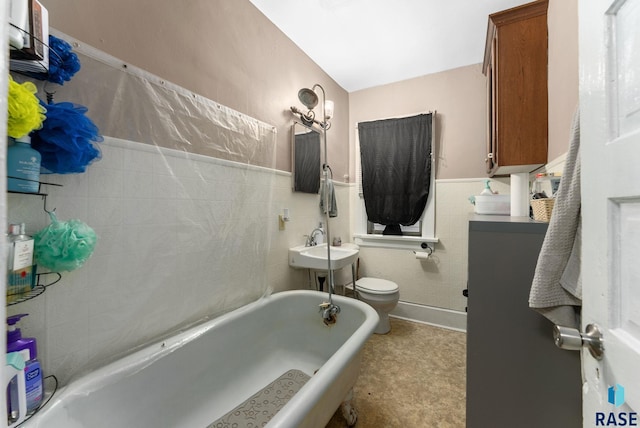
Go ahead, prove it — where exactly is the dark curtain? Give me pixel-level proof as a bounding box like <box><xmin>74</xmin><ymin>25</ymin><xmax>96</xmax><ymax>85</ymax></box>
<box><xmin>358</xmin><ymin>113</ymin><xmax>432</xmax><ymax>234</ymax></box>
<box><xmin>293</xmin><ymin>131</ymin><xmax>321</xmax><ymax>193</ymax></box>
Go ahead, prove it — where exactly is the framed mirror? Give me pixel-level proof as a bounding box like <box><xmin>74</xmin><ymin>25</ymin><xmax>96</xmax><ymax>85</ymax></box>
<box><xmin>292</xmin><ymin>121</ymin><xmax>321</xmax><ymax>193</ymax></box>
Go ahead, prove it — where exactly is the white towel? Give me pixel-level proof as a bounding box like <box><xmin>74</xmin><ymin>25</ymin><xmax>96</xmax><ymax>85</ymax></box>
<box><xmin>529</xmin><ymin>109</ymin><xmax>582</xmax><ymax>329</ymax></box>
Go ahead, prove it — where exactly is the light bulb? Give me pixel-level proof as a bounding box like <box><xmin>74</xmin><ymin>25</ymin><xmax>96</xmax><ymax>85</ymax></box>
<box><xmin>324</xmin><ymin>100</ymin><xmax>334</xmax><ymax>120</ymax></box>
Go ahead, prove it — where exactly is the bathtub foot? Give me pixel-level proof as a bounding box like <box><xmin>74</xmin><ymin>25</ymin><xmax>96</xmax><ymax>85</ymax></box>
<box><xmin>340</xmin><ymin>389</ymin><xmax>358</xmax><ymax>427</ymax></box>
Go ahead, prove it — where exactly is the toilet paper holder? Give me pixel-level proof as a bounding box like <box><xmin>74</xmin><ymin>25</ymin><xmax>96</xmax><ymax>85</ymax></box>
<box><xmin>413</xmin><ymin>243</ymin><xmax>433</xmax><ymax>258</ymax></box>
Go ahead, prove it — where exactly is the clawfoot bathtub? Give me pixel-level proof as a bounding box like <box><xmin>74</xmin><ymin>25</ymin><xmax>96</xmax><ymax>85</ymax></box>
<box><xmin>22</xmin><ymin>290</ymin><xmax>379</xmax><ymax>428</ymax></box>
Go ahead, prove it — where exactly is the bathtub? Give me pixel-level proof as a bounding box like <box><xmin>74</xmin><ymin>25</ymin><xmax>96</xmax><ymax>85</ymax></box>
<box><xmin>22</xmin><ymin>290</ymin><xmax>379</xmax><ymax>428</ymax></box>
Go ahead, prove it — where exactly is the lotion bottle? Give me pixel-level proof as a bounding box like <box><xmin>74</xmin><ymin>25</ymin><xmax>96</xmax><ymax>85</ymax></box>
<box><xmin>6</xmin><ymin>314</ymin><xmax>43</xmax><ymax>414</ymax></box>
<box><xmin>7</xmin><ymin>136</ymin><xmax>41</xmax><ymax>193</ymax></box>
<box><xmin>480</xmin><ymin>179</ymin><xmax>494</xmax><ymax>195</ymax></box>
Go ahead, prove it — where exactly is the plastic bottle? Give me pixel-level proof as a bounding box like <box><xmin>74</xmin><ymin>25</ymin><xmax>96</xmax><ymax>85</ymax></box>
<box><xmin>7</xmin><ymin>136</ymin><xmax>41</xmax><ymax>193</ymax></box>
<box><xmin>5</xmin><ymin>352</ymin><xmax>27</xmax><ymax>428</ymax></box>
<box><xmin>7</xmin><ymin>224</ymin><xmax>35</xmax><ymax>302</ymax></box>
<box><xmin>6</xmin><ymin>314</ymin><xmax>42</xmax><ymax>414</ymax></box>
<box><xmin>480</xmin><ymin>179</ymin><xmax>494</xmax><ymax>195</ymax></box>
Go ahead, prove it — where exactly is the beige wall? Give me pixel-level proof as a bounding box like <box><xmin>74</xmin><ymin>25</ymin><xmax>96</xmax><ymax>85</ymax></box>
<box><xmin>39</xmin><ymin>0</ymin><xmax>351</xmax><ymax>179</ymax></box>
<box><xmin>349</xmin><ymin>63</ymin><xmax>488</xmax><ymax>180</ymax></box>
<box><xmin>547</xmin><ymin>0</ymin><xmax>579</xmax><ymax>160</ymax></box>
<box><xmin>40</xmin><ymin>0</ymin><xmax>577</xmax><ymax>182</ymax></box>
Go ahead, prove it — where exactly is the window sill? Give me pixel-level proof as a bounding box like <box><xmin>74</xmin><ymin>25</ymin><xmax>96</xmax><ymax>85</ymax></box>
<box><xmin>353</xmin><ymin>234</ymin><xmax>438</xmax><ymax>250</ymax></box>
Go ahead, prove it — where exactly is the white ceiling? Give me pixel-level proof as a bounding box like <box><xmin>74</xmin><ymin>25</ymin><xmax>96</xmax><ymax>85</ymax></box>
<box><xmin>249</xmin><ymin>0</ymin><xmax>532</xmax><ymax>92</ymax></box>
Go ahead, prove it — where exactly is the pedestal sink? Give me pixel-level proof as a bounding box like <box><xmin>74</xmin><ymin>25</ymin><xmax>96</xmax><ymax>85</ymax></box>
<box><xmin>288</xmin><ymin>243</ymin><xmax>359</xmax><ymax>271</ymax></box>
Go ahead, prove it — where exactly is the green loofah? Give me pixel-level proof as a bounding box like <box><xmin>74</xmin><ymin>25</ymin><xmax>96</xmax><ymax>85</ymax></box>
<box><xmin>33</xmin><ymin>212</ymin><xmax>97</xmax><ymax>272</ymax></box>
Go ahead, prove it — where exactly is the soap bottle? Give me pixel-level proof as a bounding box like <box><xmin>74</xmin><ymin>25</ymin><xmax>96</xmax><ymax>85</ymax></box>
<box><xmin>6</xmin><ymin>314</ymin><xmax>43</xmax><ymax>414</ymax></box>
<box><xmin>7</xmin><ymin>135</ymin><xmax>41</xmax><ymax>193</ymax></box>
<box><xmin>480</xmin><ymin>179</ymin><xmax>494</xmax><ymax>195</ymax></box>
<box><xmin>7</xmin><ymin>224</ymin><xmax>35</xmax><ymax>302</ymax></box>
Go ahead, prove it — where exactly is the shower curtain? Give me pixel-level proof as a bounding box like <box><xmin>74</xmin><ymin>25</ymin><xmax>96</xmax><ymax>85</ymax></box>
<box><xmin>358</xmin><ymin>113</ymin><xmax>432</xmax><ymax>235</ymax></box>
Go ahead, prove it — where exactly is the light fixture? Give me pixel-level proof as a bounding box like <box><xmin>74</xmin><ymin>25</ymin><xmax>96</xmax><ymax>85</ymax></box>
<box><xmin>290</xmin><ymin>87</ymin><xmax>332</xmax><ymax>130</ymax></box>
<box><xmin>324</xmin><ymin>100</ymin><xmax>334</xmax><ymax>120</ymax></box>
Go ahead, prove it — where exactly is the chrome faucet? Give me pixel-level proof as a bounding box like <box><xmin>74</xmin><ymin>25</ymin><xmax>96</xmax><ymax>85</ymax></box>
<box><xmin>320</xmin><ymin>301</ymin><xmax>341</xmax><ymax>325</ymax></box>
<box><xmin>306</xmin><ymin>228</ymin><xmax>325</xmax><ymax>246</ymax></box>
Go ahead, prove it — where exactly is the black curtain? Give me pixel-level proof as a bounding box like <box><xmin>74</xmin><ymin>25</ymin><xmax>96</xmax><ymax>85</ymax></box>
<box><xmin>358</xmin><ymin>113</ymin><xmax>432</xmax><ymax>234</ymax></box>
<box><xmin>293</xmin><ymin>131</ymin><xmax>321</xmax><ymax>193</ymax></box>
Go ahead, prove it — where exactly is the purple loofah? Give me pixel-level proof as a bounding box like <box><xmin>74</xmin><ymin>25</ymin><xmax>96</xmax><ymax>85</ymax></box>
<box><xmin>31</xmin><ymin>100</ymin><xmax>103</xmax><ymax>174</ymax></box>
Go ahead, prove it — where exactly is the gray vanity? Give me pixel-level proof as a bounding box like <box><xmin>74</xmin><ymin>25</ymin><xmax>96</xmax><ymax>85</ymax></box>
<box><xmin>466</xmin><ymin>215</ymin><xmax>581</xmax><ymax>428</ymax></box>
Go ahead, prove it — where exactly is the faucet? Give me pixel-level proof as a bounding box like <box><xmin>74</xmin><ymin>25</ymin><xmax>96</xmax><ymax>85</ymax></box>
<box><xmin>320</xmin><ymin>301</ymin><xmax>341</xmax><ymax>325</ymax></box>
<box><xmin>306</xmin><ymin>228</ymin><xmax>325</xmax><ymax>246</ymax></box>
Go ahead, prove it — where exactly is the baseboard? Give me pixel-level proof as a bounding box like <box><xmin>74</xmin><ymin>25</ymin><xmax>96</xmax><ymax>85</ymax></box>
<box><xmin>390</xmin><ymin>301</ymin><xmax>467</xmax><ymax>333</ymax></box>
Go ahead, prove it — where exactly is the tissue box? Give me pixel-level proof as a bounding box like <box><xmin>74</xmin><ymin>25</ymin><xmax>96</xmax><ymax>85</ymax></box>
<box><xmin>474</xmin><ymin>195</ymin><xmax>510</xmax><ymax>215</ymax></box>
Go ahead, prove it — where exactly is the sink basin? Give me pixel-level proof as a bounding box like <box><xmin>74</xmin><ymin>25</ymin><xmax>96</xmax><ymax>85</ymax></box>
<box><xmin>289</xmin><ymin>243</ymin><xmax>359</xmax><ymax>270</ymax></box>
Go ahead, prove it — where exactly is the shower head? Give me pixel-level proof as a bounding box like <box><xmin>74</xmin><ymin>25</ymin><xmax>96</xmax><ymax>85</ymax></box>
<box><xmin>298</xmin><ymin>88</ymin><xmax>318</xmax><ymax>110</ymax></box>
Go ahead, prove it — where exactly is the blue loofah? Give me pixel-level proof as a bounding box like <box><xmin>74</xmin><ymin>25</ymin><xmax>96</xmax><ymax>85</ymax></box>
<box><xmin>46</xmin><ymin>35</ymin><xmax>81</xmax><ymax>85</ymax></box>
<box><xmin>31</xmin><ymin>100</ymin><xmax>103</xmax><ymax>174</ymax></box>
<box><xmin>25</xmin><ymin>35</ymin><xmax>81</xmax><ymax>84</ymax></box>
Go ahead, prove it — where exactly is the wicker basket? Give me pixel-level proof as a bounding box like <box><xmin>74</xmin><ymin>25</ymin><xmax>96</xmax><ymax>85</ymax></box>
<box><xmin>531</xmin><ymin>198</ymin><xmax>555</xmax><ymax>222</ymax></box>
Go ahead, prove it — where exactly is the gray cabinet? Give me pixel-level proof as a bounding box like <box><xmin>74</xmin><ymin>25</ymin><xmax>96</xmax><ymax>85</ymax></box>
<box><xmin>466</xmin><ymin>216</ymin><xmax>581</xmax><ymax>428</ymax></box>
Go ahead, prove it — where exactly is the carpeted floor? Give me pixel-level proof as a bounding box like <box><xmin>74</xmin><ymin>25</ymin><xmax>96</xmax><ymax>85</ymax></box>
<box><xmin>325</xmin><ymin>317</ymin><xmax>467</xmax><ymax>428</ymax></box>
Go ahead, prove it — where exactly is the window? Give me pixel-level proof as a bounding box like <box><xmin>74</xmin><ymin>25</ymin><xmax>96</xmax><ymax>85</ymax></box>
<box><xmin>354</xmin><ymin>113</ymin><xmax>436</xmax><ymax>248</ymax></box>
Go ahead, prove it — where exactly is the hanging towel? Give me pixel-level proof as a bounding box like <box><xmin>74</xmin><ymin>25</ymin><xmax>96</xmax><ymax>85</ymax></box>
<box><xmin>529</xmin><ymin>109</ymin><xmax>582</xmax><ymax>329</ymax></box>
<box><xmin>320</xmin><ymin>179</ymin><xmax>338</xmax><ymax>217</ymax></box>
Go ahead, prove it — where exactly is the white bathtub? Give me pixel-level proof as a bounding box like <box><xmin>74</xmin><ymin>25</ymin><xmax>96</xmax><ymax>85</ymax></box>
<box><xmin>22</xmin><ymin>290</ymin><xmax>379</xmax><ymax>428</ymax></box>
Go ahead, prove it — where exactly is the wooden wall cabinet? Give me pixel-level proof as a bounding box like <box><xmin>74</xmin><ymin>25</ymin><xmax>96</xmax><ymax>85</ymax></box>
<box><xmin>483</xmin><ymin>0</ymin><xmax>549</xmax><ymax>176</ymax></box>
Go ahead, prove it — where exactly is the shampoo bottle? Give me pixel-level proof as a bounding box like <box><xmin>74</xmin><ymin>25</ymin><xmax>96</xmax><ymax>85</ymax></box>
<box><xmin>6</xmin><ymin>314</ymin><xmax>43</xmax><ymax>414</ymax></box>
<box><xmin>7</xmin><ymin>224</ymin><xmax>35</xmax><ymax>302</ymax></box>
<box><xmin>7</xmin><ymin>136</ymin><xmax>41</xmax><ymax>193</ymax></box>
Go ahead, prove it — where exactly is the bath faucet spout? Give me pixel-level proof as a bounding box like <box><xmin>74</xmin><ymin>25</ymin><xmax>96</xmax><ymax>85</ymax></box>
<box><xmin>320</xmin><ymin>301</ymin><xmax>341</xmax><ymax>325</ymax></box>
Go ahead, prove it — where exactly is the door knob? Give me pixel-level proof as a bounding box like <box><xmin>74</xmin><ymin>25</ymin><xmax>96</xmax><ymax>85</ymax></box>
<box><xmin>553</xmin><ymin>323</ymin><xmax>604</xmax><ymax>360</ymax></box>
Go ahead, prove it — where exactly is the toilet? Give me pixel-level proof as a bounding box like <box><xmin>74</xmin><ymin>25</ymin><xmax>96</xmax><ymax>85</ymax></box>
<box><xmin>354</xmin><ymin>277</ymin><xmax>400</xmax><ymax>334</ymax></box>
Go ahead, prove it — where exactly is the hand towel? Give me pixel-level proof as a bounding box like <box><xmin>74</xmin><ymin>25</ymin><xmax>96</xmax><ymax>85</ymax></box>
<box><xmin>529</xmin><ymin>109</ymin><xmax>582</xmax><ymax>329</ymax></box>
<box><xmin>320</xmin><ymin>179</ymin><xmax>338</xmax><ymax>218</ymax></box>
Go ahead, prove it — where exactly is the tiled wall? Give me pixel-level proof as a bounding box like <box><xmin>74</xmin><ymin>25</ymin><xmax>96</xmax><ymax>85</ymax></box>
<box><xmin>7</xmin><ymin>136</ymin><xmax>339</xmax><ymax>385</ymax></box>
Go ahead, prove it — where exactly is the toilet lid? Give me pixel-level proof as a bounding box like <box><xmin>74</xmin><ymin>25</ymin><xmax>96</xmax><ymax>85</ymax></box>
<box><xmin>355</xmin><ymin>277</ymin><xmax>399</xmax><ymax>295</ymax></box>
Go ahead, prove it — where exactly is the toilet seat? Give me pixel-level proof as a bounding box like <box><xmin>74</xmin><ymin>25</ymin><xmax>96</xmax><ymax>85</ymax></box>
<box><xmin>355</xmin><ymin>277</ymin><xmax>399</xmax><ymax>295</ymax></box>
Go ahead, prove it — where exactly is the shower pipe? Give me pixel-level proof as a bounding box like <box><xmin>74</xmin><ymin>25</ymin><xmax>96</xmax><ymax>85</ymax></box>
<box><xmin>296</xmin><ymin>84</ymin><xmax>340</xmax><ymax>323</ymax></box>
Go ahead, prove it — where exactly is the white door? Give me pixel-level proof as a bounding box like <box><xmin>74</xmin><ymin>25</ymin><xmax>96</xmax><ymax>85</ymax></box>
<box><xmin>2</xmin><ymin>2</ymin><xmax>10</xmax><ymax>428</ymax></box>
<box><xmin>580</xmin><ymin>0</ymin><xmax>640</xmax><ymax>424</ymax></box>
